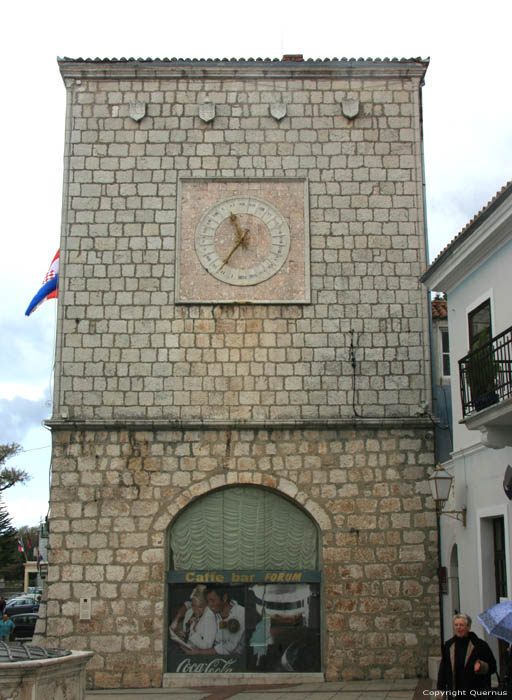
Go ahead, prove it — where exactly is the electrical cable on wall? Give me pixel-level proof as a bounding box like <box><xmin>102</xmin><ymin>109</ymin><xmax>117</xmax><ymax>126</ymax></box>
<box><xmin>349</xmin><ymin>330</ymin><xmax>360</xmax><ymax>418</ymax></box>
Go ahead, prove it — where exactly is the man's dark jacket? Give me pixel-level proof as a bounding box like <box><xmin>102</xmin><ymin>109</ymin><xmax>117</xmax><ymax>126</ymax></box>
<box><xmin>437</xmin><ymin>631</ymin><xmax>497</xmax><ymax>691</ymax></box>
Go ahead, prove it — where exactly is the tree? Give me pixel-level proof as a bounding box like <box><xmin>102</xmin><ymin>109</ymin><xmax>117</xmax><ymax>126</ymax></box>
<box><xmin>0</xmin><ymin>443</ymin><xmax>32</xmax><ymax>580</ymax></box>
<box><xmin>0</xmin><ymin>497</ymin><xmax>23</xmax><ymax>580</ymax></box>
<box><xmin>0</xmin><ymin>443</ymin><xmax>30</xmax><ymax>492</ymax></box>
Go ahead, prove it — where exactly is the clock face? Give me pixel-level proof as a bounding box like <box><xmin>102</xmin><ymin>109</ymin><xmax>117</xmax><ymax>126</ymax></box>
<box><xmin>176</xmin><ymin>178</ymin><xmax>310</xmax><ymax>304</ymax></box>
<box><xmin>194</xmin><ymin>196</ymin><xmax>291</xmax><ymax>286</ymax></box>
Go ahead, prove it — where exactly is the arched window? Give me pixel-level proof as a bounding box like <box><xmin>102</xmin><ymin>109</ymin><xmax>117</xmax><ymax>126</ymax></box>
<box><xmin>167</xmin><ymin>486</ymin><xmax>321</xmax><ymax>674</ymax></box>
<box><xmin>170</xmin><ymin>486</ymin><xmax>318</xmax><ymax>570</ymax></box>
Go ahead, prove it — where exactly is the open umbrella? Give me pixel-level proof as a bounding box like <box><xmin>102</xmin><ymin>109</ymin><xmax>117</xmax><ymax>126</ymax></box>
<box><xmin>478</xmin><ymin>601</ymin><xmax>512</xmax><ymax>644</ymax></box>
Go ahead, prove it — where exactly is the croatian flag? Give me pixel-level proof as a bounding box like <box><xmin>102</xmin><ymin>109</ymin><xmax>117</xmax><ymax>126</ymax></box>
<box><xmin>25</xmin><ymin>250</ymin><xmax>59</xmax><ymax>316</ymax></box>
<box><xmin>17</xmin><ymin>539</ymin><xmax>24</xmax><ymax>554</ymax></box>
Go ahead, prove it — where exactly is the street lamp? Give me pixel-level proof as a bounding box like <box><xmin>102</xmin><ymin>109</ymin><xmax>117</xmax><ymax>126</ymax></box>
<box><xmin>428</xmin><ymin>463</ymin><xmax>467</xmax><ymax>526</ymax></box>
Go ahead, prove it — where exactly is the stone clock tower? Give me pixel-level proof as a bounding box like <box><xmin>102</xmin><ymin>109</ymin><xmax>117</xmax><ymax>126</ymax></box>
<box><xmin>37</xmin><ymin>55</ymin><xmax>439</xmax><ymax>690</ymax></box>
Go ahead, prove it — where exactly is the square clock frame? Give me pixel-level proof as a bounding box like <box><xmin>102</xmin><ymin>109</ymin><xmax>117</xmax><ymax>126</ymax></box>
<box><xmin>175</xmin><ymin>178</ymin><xmax>310</xmax><ymax>304</ymax></box>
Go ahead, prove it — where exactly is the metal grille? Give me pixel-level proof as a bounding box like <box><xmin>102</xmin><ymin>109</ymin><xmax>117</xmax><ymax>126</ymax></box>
<box><xmin>459</xmin><ymin>325</ymin><xmax>512</xmax><ymax>417</ymax></box>
<box><xmin>0</xmin><ymin>642</ymin><xmax>72</xmax><ymax>663</ymax></box>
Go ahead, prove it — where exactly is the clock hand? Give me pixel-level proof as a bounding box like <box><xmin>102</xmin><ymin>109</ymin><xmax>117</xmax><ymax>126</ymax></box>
<box><xmin>218</xmin><ymin>232</ymin><xmax>247</xmax><ymax>270</ymax></box>
<box><xmin>219</xmin><ymin>213</ymin><xmax>249</xmax><ymax>270</ymax></box>
<box><xmin>229</xmin><ymin>212</ymin><xmax>248</xmax><ymax>242</ymax></box>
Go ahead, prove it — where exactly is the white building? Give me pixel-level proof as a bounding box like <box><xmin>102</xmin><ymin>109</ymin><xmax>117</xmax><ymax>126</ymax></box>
<box><xmin>431</xmin><ymin>297</ymin><xmax>453</xmax><ymax>464</ymax></box>
<box><xmin>421</xmin><ymin>180</ymin><xmax>512</xmax><ymax>671</ymax></box>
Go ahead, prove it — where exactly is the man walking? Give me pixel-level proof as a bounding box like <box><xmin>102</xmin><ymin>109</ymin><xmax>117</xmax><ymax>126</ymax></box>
<box><xmin>437</xmin><ymin>613</ymin><xmax>497</xmax><ymax>692</ymax></box>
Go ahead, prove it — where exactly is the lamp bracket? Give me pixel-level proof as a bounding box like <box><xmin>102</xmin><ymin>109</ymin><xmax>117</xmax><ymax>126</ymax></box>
<box><xmin>437</xmin><ymin>506</ymin><xmax>467</xmax><ymax>527</ymax></box>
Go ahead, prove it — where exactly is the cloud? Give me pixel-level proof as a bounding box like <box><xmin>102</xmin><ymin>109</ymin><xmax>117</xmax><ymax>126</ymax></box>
<box><xmin>0</xmin><ymin>312</ymin><xmax>56</xmax><ymax>387</ymax></box>
<box><xmin>0</xmin><ymin>391</ymin><xmax>52</xmax><ymax>445</ymax></box>
<box><xmin>426</xmin><ymin>169</ymin><xmax>511</xmax><ymax>262</ymax></box>
<box><xmin>2</xmin><ymin>496</ymin><xmax>49</xmax><ymax>529</ymax></box>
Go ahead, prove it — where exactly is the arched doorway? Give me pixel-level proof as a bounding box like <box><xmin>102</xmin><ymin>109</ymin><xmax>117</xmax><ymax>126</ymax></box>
<box><xmin>166</xmin><ymin>485</ymin><xmax>321</xmax><ymax>674</ymax></box>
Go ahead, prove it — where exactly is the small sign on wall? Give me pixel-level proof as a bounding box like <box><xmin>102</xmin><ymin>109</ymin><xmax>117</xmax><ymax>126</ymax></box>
<box><xmin>79</xmin><ymin>597</ymin><xmax>92</xmax><ymax>620</ymax></box>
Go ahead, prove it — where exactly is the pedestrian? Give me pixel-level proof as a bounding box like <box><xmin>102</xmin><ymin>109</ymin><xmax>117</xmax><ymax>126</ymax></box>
<box><xmin>497</xmin><ymin>644</ymin><xmax>512</xmax><ymax>698</ymax></box>
<box><xmin>0</xmin><ymin>613</ymin><xmax>15</xmax><ymax>642</ymax></box>
<box><xmin>437</xmin><ymin>613</ymin><xmax>497</xmax><ymax>692</ymax></box>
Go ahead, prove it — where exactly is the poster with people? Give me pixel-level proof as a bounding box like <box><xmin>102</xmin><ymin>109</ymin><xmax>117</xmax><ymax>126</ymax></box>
<box><xmin>167</xmin><ymin>575</ymin><xmax>320</xmax><ymax>673</ymax></box>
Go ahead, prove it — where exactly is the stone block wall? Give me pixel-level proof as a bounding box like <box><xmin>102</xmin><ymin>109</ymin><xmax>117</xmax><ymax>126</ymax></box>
<box><xmin>53</xmin><ymin>57</ymin><xmax>431</xmax><ymax>423</ymax></box>
<box><xmin>35</xmin><ymin>424</ymin><xmax>439</xmax><ymax>688</ymax></box>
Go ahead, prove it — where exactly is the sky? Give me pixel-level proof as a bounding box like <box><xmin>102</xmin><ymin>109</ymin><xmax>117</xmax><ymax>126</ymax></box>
<box><xmin>1</xmin><ymin>0</ymin><xmax>510</xmax><ymax>528</ymax></box>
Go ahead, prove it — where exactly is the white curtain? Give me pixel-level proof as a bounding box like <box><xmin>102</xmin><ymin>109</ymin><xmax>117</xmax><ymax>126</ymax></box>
<box><xmin>170</xmin><ymin>487</ymin><xmax>318</xmax><ymax>570</ymax></box>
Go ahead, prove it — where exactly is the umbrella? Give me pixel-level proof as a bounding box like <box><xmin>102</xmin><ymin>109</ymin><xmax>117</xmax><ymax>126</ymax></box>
<box><xmin>478</xmin><ymin>601</ymin><xmax>512</xmax><ymax>644</ymax></box>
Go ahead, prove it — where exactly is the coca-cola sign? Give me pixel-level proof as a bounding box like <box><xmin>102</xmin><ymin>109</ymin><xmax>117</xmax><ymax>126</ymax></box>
<box><xmin>167</xmin><ymin>581</ymin><xmax>321</xmax><ymax>673</ymax></box>
<box><xmin>176</xmin><ymin>657</ymin><xmax>237</xmax><ymax>673</ymax></box>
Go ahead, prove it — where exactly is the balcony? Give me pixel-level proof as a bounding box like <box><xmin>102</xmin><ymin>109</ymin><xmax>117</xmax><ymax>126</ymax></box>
<box><xmin>459</xmin><ymin>325</ymin><xmax>512</xmax><ymax>448</ymax></box>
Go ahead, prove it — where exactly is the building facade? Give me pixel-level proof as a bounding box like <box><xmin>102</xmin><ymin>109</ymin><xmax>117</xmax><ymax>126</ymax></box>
<box><xmin>422</xmin><ymin>181</ymin><xmax>512</xmax><ymax>671</ymax></box>
<box><xmin>35</xmin><ymin>55</ymin><xmax>439</xmax><ymax>689</ymax></box>
<box><xmin>431</xmin><ymin>298</ymin><xmax>453</xmax><ymax>464</ymax></box>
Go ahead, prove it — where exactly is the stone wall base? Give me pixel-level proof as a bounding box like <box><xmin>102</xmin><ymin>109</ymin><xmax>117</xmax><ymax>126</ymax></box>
<box><xmin>163</xmin><ymin>672</ymin><xmax>325</xmax><ymax>687</ymax></box>
<box><xmin>43</xmin><ymin>423</ymin><xmax>439</xmax><ymax>688</ymax></box>
<box><xmin>428</xmin><ymin>656</ymin><xmax>441</xmax><ymax>681</ymax></box>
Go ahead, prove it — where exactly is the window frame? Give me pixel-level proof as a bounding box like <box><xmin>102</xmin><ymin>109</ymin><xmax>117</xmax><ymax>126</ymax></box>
<box><xmin>439</xmin><ymin>326</ymin><xmax>451</xmax><ymax>378</ymax></box>
<box><xmin>468</xmin><ymin>298</ymin><xmax>492</xmax><ymax>350</ymax></box>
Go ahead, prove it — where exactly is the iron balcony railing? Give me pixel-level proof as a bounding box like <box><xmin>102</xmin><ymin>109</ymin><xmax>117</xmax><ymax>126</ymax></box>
<box><xmin>459</xmin><ymin>325</ymin><xmax>512</xmax><ymax>417</ymax></box>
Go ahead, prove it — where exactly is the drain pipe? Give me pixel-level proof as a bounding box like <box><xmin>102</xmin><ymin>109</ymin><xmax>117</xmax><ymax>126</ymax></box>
<box><xmin>417</xmin><ymin>70</ymin><xmax>446</xmax><ymax>650</ymax></box>
<box><xmin>436</xmin><ymin>509</ymin><xmax>445</xmax><ymax>647</ymax></box>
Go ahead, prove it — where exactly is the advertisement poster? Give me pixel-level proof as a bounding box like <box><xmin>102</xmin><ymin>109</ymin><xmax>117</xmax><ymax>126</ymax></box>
<box><xmin>167</xmin><ymin>573</ymin><xmax>320</xmax><ymax>673</ymax></box>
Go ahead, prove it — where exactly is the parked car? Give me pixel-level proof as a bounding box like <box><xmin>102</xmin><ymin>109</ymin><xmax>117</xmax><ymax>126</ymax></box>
<box><xmin>10</xmin><ymin>612</ymin><xmax>38</xmax><ymax>640</ymax></box>
<box><xmin>8</xmin><ymin>594</ymin><xmax>39</xmax><ymax>603</ymax></box>
<box><xmin>5</xmin><ymin>597</ymin><xmax>40</xmax><ymax>616</ymax></box>
<box><xmin>27</xmin><ymin>587</ymin><xmax>42</xmax><ymax>598</ymax></box>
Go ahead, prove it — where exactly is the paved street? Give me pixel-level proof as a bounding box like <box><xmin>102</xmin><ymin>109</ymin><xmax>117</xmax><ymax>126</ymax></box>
<box><xmin>85</xmin><ymin>678</ymin><xmax>432</xmax><ymax>700</ymax></box>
